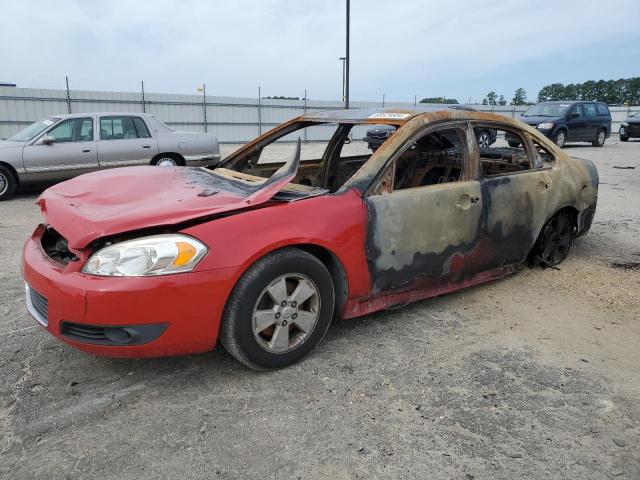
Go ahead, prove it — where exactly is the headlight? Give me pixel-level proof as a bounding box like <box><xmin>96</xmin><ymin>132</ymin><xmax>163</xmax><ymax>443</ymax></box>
<box><xmin>537</xmin><ymin>122</ymin><xmax>554</xmax><ymax>130</ymax></box>
<box><xmin>82</xmin><ymin>234</ymin><xmax>208</xmax><ymax>277</ymax></box>
<box><xmin>621</xmin><ymin>122</ymin><xmax>629</xmax><ymax>127</ymax></box>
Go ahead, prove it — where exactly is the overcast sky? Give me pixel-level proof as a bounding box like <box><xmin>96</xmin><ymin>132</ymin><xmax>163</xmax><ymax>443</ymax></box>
<box><xmin>1</xmin><ymin>0</ymin><xmax>639</xmax><ymax>103</ymax></box>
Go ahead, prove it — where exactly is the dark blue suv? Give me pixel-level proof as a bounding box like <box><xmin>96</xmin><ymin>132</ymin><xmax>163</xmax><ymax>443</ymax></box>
<box><xmin>514</xmin><ymin>101</ymin><xmax>611</xmax><ymax>148</ymax></box>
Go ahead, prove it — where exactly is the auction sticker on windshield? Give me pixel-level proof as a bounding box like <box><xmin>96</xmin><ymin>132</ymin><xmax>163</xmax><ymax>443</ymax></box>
<box><xmin>368</xmin><ymin>113</ymin><xmax>411</xmax><ymax>119</ymax></box>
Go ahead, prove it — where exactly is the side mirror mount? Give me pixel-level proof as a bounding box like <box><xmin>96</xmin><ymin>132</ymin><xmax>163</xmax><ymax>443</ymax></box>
<box><xmin>41</xmin><ymin>135</ymin><xmax>55</xmax><ymax>145</ymax></box>
<box><xmin>568</xmin><ymin>112</ymin><xmax>579</xmax><ymax>119</ymax></box>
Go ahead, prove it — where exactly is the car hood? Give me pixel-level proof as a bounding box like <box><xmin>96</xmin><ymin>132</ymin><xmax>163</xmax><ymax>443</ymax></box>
<box><xmin>38</xmin><ymin>141</ymin><xmax>304</xmax><ymax>249</ymax></box>
<box><xmin>0</xmin><ymin>140</ymin><xmax>25</xmax><ymax>150</ymax></box>
<box><xmin>625</xmin><ymin>117</ymin><xmax>640</xmax><ymax>124</ymax></box>
<box><xmin>519</xmin><ymin>115</ymin><xmax>563</xmax><ymax>125</ymax></box>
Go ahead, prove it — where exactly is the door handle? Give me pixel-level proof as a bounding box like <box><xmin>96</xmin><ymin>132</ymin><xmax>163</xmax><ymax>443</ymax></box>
<box><xmin>82</xmin><ymin>149</ymin><xmax>91</xmax><ymax>153</ymax></box>
<box><xmin>142</xmin><ymin>145</ymin><xmax>151</xmax><ymax>149</ymax></box>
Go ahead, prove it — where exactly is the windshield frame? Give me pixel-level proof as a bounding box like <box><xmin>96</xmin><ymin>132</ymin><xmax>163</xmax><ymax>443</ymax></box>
<box><xmin>7</xmin><ymin>117</ymin><xmax>61</xmax><ymax>142</ymax></box>
<box><xmin>522</xmin><ymin>103</ymin><xmax>573</xmax><ymax>118</ymax></box>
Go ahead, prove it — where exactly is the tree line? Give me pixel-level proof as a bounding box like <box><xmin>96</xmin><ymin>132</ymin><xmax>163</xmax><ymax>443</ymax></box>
<box><xmin>537</xmin><ymin>78</ymin><xmax>640</xmax><ymax>105</ymax></box>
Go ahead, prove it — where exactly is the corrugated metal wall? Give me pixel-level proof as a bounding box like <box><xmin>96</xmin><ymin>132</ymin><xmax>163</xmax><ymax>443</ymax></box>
<box><xmin>1</xmin><ymin>86</ymin><xmax>638</xmax><ymax>141</ymax></box>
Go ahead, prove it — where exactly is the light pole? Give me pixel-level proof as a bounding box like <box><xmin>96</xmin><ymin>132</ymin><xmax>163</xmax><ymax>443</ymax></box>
<box><xmin>345</xmin><ymin>0</ymin><xmax>350</xmax><ymax>109</ymax></box>
<box><xmin>339</xmin><ymin>57</ymin><xmax>346</xmax><ymax>102</ymax></box>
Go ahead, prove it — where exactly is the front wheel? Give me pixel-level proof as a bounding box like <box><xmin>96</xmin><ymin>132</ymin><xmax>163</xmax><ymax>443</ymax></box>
<box><xmin>619</xmin><ymin>127</ymin><xmax>629</xmax><ymax>142</ymax></box>
<box><xmin>592</xmin><ymin>129</ymin><xmax>606</xmax><ymax>147</ymax></box>
<box><xmin>220</xmin><ymin>248</ymin><xmax>335</xmax><ymax>370</ymax></box>
<box><xmin>553</xmin><ymin>130</ymin><xmax>567</xmax><ymax>148</ymax></box>
<box><xmin>530</xmin><ymin>212</ymin><xmax>576</xmax><ymax>267</ymax></box>
<box><xmin>508</xmin><ymin>141</ymin><xmax>521</xmax><ymax>148</ymax></box>
<box><xmin>0</xmin><ymin>165</ymin><xmax>16</xmax><ymax>201</ymax></box>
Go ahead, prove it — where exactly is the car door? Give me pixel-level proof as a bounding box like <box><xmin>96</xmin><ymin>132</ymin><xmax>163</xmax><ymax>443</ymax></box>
<box><xmin>97</xmin><ymin>115</ymin><xmax>159</xmax><ymax>167</ymax></box>
<box><xmin>364</xmin><ymin>122</ymin><xmax>485</xmax><ymax>294</ymax></box>
<box><xmin>473</xmin><ymin>124</ymin><xmax>552</xmax><ymax>269</ymax></box>
<box><xmin>22</xmin><ymin>117</ymin><xmax>98</xmax><ymax>181</ymax></box>
<box><xmin>581</xmin><ymin>103</ymin><xmax>599</xmax><ymax>140</ymax></box>
<box><xmin>566</xmin><ymin>104</ymin><xmax>588</xmax><ymax>140</ymax></box>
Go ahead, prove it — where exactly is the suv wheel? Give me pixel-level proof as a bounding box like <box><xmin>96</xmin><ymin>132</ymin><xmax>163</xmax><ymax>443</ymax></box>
<box><xmin>553</xmin><ymin>130</ymin><xmax>567</xmax><ymax>148</ymax></box>
<box><xmin>592</xmin><ymin>129</ymin><xmax>606</xmax><ymax>147</ymax></box>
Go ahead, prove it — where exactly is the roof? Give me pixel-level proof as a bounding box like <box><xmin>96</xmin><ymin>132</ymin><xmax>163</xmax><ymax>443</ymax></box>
<box><xmin>46</xmin><ymin>112</ymin><xmax>154</xmax><ymax>119</ymax></box>
<box><xmin>302</xmin><ymin>105</ymin><xmax>475</xmax><ymax>124</ymax></box>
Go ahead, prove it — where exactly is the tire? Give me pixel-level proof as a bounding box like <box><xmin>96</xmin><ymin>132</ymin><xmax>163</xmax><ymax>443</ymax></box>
<box><xmin>219</xmin><ymin>248</ymin><xmax>335</xmax><ymax>370</ymax></box>
<box><xmin>553</xmin><ymin>130</ymin><xmax>567</xmax><ymax>148</ymax></box>
<box><xmin>508</xmin><ymin>141</ymin><xmax>521</xmax><ymax>148</ymax></box>
<box><xmin>620</xmin><ymin>136</ymin><xmax>629</xmax><ymax>142</ymax></box>
<box><xmin>152</xmin><ymin>154</ymin><xmax>184</xmax><ymax>167</ymax></box>
<box><xmin>619</xmin><ymin>127</ymin><xmax>628</xmax><ymax>142</ymax></box>
<box><xmin>530</xmin><ymin>212</ymin><xmax>576</xmax><ymax>267</ymax></box>
<box><xmin>477</xmin><ymin>130</ymin><xmax>492</xmax><ymax>148</ymax></box>
<box><xmin>592</xmin><ymin>129</ymin><xmax>606</xmax><ymax>147</ymax></box>
<box><xmin>0</xmin><ymin>165</ymin><xmax>17</xmax><ymax>201</ymax></box>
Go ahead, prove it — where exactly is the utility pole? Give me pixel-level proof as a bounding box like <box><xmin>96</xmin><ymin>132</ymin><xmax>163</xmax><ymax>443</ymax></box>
<box><xmin>382</xmin><ymin>93</ymin><xmax>385</xmax><ymax>108</ymax></box>
<box><xmin>65</xmin><ymin>76</ymin><xmax>71</xmax><ymax>113</ymax></box>
<box><xmin>141</xmin><ymin>80</ymin><xmax>146</xmax><ymax>113</ymax></box>
<box><xmin>414</xmin><ymin>94</ymin><xmax>417</xmax><ymax>106</ymax></box>
<box><xmin>339</xmin><ymin>57</ymin><xmax>346</xmax><ymax>102</ymax></box>
<box><xmin>202</xmin><ymin>83</ymin><xmax>207</xmax><ymax>133</ymax></box>
<box><xmin>345</xmin><ymin>0</ymin><xmax>350</xmax><ymax>109</ymax></box>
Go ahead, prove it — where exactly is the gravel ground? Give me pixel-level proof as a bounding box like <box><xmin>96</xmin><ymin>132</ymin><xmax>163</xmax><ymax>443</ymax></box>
<box><xmin>1</xmin><ymin>139</ymin><xmax>639</xmax><ymax>479</ymax></box>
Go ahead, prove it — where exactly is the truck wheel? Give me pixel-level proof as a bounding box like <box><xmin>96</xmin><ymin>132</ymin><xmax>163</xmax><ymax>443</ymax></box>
<box><xmin>0</xmin><ymin>165</ymin><xmax>16</xmax><ymax>201</ymax></box>
<box><xmin>220</xmin><ymin>248</ymin><xmax>335</xmax><ymax>370</ymax></box>
<box><xmin>592</xmin><ymin>129</ymin><xmax>606</xmax><ymax>147</ymax></box>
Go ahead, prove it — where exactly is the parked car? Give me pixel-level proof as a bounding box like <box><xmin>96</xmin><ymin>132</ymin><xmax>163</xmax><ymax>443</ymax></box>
<box><xmin>0</xmin><ymin>112</ymin><xmax>220</xmax><ymax>200</ymax></box>
<box><xmin>22</xmin><ymin>107</ymin><xmax>598</xmax><ymax>369</ymax></box>
<box><xmin>619</xmin><ymin>111</ymin><xmax>640</xmax><ymax>141</ymax></box>
<box><xmin>512</xmin><ymin>101</ymin><xmax>611</xmax><ymax>148</ymax></box>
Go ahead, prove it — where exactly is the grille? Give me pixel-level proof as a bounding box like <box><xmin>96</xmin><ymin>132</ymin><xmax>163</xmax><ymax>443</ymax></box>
<box><xmin>26</xmin><ymin>284</ymin><xmax>48</xmax><ymax>326</ymax></box>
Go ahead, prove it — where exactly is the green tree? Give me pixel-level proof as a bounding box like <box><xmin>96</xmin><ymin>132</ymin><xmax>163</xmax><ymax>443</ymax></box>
<box><xmin>483</xmin><ymin>91</ymin><xmax>498</xmax><ymax>106</ymax></box>
<box><xmin>419</xmin><ymin>97</ymin><xmax>459</xmax><ymax>104</ymax></box>
<box><xmin>511</xmin><ymin>88</ymin><xmax>527</xmax><ymax>105</ymax></box>
<box><xmin>498</xmin><ymin>95</ymin><xmax>507</xmax><ymax>106</ymax></box>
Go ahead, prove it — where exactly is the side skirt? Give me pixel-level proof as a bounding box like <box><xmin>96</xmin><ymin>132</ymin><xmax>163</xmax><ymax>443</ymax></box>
<box><xmin>341</xmin><ymin>264</ymin><xmax>518</xmax><ymax>319</ymax></box>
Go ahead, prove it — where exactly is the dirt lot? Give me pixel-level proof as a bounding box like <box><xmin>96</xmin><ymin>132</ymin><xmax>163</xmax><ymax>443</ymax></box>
<box><xmin>1</xmin><ymin>139</ymin><xmax>639</xmax><ymax>479</ymax></box>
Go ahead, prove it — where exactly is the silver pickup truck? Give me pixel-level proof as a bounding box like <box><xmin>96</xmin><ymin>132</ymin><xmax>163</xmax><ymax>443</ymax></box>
<box><xmin>0</xmin><ymin>112</ymin><xmax>220</xmax><ymax>200</ymax></box>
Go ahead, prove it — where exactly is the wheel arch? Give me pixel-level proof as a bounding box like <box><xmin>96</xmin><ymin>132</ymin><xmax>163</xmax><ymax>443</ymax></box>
<box><xmin>151</xmin><ymin>152</ymin><xmax>185</xmax><ymax>165</ymax></box>
<box><xmin>0</xmin><ymin>161</ymin><xmax>20</xmax><ymax>187</ymax></box>
<box><xmin>528</xmin><ymin>204</ymin><xmax>579</xmax><ymax>260</ymax></box>
<box><xmin>225</xmin><ymin>242</ymin><xmax>350</xmax><ymax>320</ymax></box>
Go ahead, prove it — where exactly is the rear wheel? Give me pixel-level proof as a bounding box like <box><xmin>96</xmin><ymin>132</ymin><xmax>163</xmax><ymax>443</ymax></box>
<box><xmin>530</xmin><ymin>212</ymin><xmax>576</xmax><ymax>267</ymax></box>
<box><xmin>508</xmin><ymin>141</ymin><xmax>521</xmax><ymax>148</ymax></box>
<box><xmin>152</xmin><ymin>154</ymin><xmax>184</xmax><ymax>167</ymax></box>
<box><xmin>477</xmin><ymin>130</ymin><xmax>492</xmax><ymax>148</ymax></box>
<box><xmin>592</xmin><ymin>129</ymin><xmax>606</xmax><ymax>147</ymax></box>
<box><xmin>0</xmin><ymin>165</ymin><xmax>16</xmax><ymax>201</ymax></box>
<box><xmin>553</xmin><ymin>130</ymin><xmax>567</xmax><ymax>148</ymax></box>
<box><xmin>220</xmin><ymin>248</ymin><xmax>335</xmax><ymax>370</ymax></box>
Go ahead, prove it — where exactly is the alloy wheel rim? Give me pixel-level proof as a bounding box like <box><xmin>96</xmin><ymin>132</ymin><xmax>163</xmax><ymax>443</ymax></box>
<box><xmin>252</xmin><ymin>273</ymin><xmax>321</xmax><ymax>354</ymax></box>
<box><xmin>598</xmin><ymin>131</ymin><xmax>605</xmax><ymax>145</ymax></box>
<box><xmin>478</xmin><ymin>133</ymin><xmax>490</xmax><ymax>148</ymax></box>
<box><xmin>556</xmin><ymin>132</ymin><xmax>565</xmax><ymax>147</ymax></box>
<box><xmin>156</xmin><ymin>158</ymin><xmax>177</xmax><ymax>167</ymax></box>
<box><xmin>0</xmin><ymin>172</ymin><xmax>7</xmax><ymax>196</ymax></box>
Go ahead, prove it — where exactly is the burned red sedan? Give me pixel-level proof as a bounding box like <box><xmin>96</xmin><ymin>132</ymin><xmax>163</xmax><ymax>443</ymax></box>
<box><xmin>22</xmin><ymin>107</ymin><xmax>598</xmax><ymax>369</ymax></box>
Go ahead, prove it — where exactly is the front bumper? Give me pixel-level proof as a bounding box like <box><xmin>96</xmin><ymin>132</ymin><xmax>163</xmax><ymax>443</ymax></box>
<box><xmin>21</xmin><ymin>225</ymin><xmax>236</xmax><ymax>358</ymax></box>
